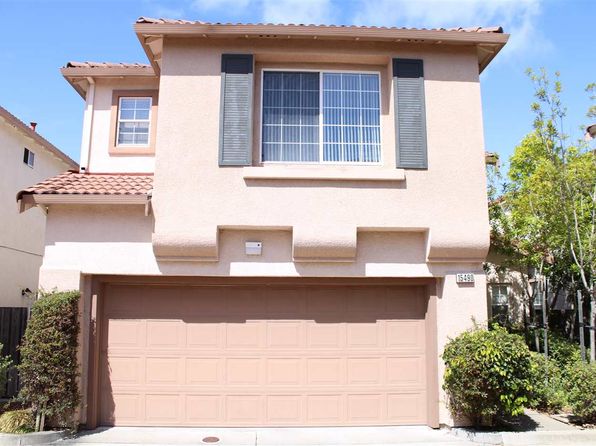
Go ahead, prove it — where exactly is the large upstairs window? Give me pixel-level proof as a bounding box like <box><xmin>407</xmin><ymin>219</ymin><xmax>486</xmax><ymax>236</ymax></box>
<box><xmin>261</xmin><ymin>70</ymin><xmax>381</xmax><ymax>164</ymax></box>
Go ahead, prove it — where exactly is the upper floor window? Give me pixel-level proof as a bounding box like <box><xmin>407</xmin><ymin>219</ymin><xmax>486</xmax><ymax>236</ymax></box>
<box><xmin>117</xmin><ymin>97</ymin><xmax>152</xmax><ymax>146</ymax></box>
<box><xmin>261</xmin><ymin>71</ymin><xmax>381</xmax><ymax>164</ymax></box>
<box><xmin>23</xmin><ymin>148</ymin><xmax>35</xmax><ymax>167</ymax></box>
<box><xmin>109</xmin><ymin>90</ymin><xmax>158</xmax><ymax>155</ymax></box>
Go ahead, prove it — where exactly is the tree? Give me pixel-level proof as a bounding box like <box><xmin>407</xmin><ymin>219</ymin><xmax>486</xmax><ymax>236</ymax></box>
<box><xmin>490</xmin><ymin>69</ymin><xmax>595</xmax><ymax>359</ymax></box>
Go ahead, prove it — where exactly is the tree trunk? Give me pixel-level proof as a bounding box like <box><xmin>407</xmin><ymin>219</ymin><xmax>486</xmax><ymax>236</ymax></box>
<box><xmin>590</xmin><ymin>296</ymin><xmax>595</xmax><ymax>363</ymax></box>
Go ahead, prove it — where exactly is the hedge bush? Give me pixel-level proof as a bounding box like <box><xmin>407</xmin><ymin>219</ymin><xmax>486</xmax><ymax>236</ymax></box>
<box><xmin>18</xmin><ymin>291</ymin><xmax>80</xmax><ymax>431</ymax></box>
<box><xmin>0</xmin><ymin>344</ymin><xmax>12</xmax><ymax>395</ymax></box>
<box><xmin>443</xmin><ymin>325</ymin><xmax>534</xmax><ymax>427</ymax></box>
<box><xmin>0</xmin><ymin>409</ymin><xmax>34</xmax><ymax>434</ymax></box>
<box><xmin>528</xmin><ymin>352</ymin><xmax>567</xmax><ymax>413</ymax></box>
<box><xmin>563</xmin><ymin>361</ymin><xmax>596</xmax><ymax>423</ymax></box>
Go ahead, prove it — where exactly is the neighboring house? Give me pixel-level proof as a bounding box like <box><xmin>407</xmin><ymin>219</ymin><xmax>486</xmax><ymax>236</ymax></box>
<box><xmin>17</xmin><ymin>18</ymin><xmax>508</xmax><ymax>428</ymax></box>
<box><xmin>0</xmin><ymin>105</ymin><xmax>77</xmax><ymax>397</ymax></box>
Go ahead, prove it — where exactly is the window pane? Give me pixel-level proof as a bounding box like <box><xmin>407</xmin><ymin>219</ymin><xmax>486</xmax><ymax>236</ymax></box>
<box><xmin>262</xmin><ymin>71</ymin><xmax>320</xmax><ymax>162</ymax></box>
<box><xmin>322</xmin><ymin>72</ymin><xmax>381</xmax><ymax>163</ymax></box>
<box><xmin>117</xmin><ymin>97</ymin><xmax>151</xmax><ymax>146</ymax></box>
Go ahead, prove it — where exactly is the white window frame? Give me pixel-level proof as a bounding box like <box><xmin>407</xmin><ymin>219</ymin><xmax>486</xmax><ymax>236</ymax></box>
<box><xmin>260</xmin><ymin>68</ymin><xmax>383</xmax><ymax>166</ymax></box>
<box><xmin>491</xmin><ymin>283</ymin><xmax>510</xmax><ymax>306</ymax></box>
<box><xmin>23</xmin><ymin>147</ymin><xmax>35</xmax><ymax>168</ymax></box>
<box><xmin>116</xmin><ymin>96</ymin><xmax>152</xmax><ymax>147</ymax></box>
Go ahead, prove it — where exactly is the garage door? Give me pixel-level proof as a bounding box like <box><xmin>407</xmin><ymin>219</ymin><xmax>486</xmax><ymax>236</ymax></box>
<box><xmin>99</xmin><ymin>283</ymin><xmax>429</xmax><ymax>426</ymax></box>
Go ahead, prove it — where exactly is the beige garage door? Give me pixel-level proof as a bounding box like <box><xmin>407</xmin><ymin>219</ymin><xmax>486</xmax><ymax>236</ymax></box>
<box><xmin>99</xmin><ymin>283</ymin><xmax>429</xmax><ymax>426</ymax></box>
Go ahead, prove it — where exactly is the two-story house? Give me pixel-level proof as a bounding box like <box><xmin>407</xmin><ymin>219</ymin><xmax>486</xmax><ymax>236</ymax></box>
<box><xmin>18</xmin><ymin>18</ymin><xmax>508</xmax><ymax>429</ymax></box>
<box><xmin>0</xmin><ymin>105</ymin><xmax>77</xmax><ymax>397</ymax></box>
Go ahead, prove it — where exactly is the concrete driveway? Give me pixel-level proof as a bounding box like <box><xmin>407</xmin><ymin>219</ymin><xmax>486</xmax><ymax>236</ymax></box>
<box><xmin>54</xmin><ymin>426</ymin><xmax>475</xmax><ymax>446</ymax></box>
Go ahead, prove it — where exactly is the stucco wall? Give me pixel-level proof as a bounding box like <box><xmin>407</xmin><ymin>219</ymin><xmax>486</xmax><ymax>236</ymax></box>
<box><xmin>151</xmin><ymin>38</ymin><xmax>490</xmax><ymax>263</ymax></box>
<box><xmin>85</xmin><ymin>77</ymin><xmax>158</xmax><ymax>173</ymax></box>
<box><xmin>40</xmin><ymin>204</ymin><xmax>488</xmax><ymax>426</ymax></box>
<box><xmin>0</xmin><ymin>119</ymin><xmax>72</xmax><ymax>307</ymax></box>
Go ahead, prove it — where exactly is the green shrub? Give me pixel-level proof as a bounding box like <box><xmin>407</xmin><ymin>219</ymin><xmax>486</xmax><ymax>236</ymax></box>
<box><xmin>0</xmin><ymin>409</ymin><xmax>34</xmax><ymax>434</ymax></box>
<box><xmin>18</xmin><ymin>291</ymin><xmax>80</xmax><ymax>431</ymax></box>
<box><xmin>528</xmin><ymin>352</ymin><xmax>567</xmax><ymax>412</ymax></box>
<box><xmin>443</xmin><ymin>325</ymin><xmax>534</xmax><ymax>427</ymax></box>
<box><xmin>536</xmin><ymin>331</ymin><xmax>582</xmax><ymax>368</ymax></box>
<box><xmin>0</xmin><ymin>344</ymin><xmax>12</xmax><ymax>394</ymax></box>
<box><xmin>563</xmin><ymin>361</ymin><xmax>596</xmax><ymax>423</ymax></box>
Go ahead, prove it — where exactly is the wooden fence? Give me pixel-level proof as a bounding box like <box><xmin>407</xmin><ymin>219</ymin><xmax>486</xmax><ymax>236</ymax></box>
<box><xmin>0</xmin><ymin>307</ymin><xmax>28</xmax><ymax>398</ymax></box>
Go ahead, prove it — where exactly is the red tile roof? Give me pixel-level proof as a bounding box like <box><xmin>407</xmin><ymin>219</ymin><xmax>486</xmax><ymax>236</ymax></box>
<box><xmin>64</xmin><ymin>61</ymin><xmax>152</xmax><ymax>69</ymax></box>
<box><xmin>17</xmin><ymin>172</ymin><xmax>153</xmax><ymax>200</ymax></box>
<box><xmin>136</xmin><ymin>17</ymin><xmax>503</xmax><ymax>34</ymax></box>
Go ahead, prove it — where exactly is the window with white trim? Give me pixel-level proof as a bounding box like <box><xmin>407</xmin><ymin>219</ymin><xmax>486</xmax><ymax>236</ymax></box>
<box><xmin>262</xmin><ymin>71</ymin><xmax>381</xmax><ymax>163</ymax></box>
<box><xmin>116</xmin><ymin>97</ymin><xmax>152</xmax><ymax>146</ymax></box>
<box><xmin>491</xmin><ymin>284</ymin><xmax>509</xmax><ymax>306</ymax></box>
<box><xmin>23</xmin><ymin>148</ymin><xmax>35</xmax><ymax>167</ymax></box>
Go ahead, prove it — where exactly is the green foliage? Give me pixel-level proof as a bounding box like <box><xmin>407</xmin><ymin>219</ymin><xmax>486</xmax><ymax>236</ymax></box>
<box><xmin>528</xmin><ymin>352</ymin><xmax>567</xmax><ymax>413</ymax></box>
<box><xmin>0</xmin><ymin>344</ymin><xmax>12</xmax><ymax>394</ymax></box>
<box><xmin>563</xmin><ymin>361</ymin><xmax>596</xmax><ymax>423</ymax></box>
<box><xmin>443</xmin><ymin>325</ymin><xmax>534</xmax><ymax>426</ymax></box>
<box><xmin>18</xmin><ymin>291</ymin><xmax>80</xmax><ymax>431</ymax></box>
<box><xmin>489</xmin><ymin>69</ymin><xmax>595</xmax><ymax>315</ymax></box>
<box><xmin>0</xmin><ymin>409</ymin><xmax>34</xmax><ymax>434</ymax></box>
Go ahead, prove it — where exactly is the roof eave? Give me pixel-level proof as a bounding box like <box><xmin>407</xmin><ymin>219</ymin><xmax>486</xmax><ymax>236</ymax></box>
<box><xmin>133</xmin><ymin>22</ymin><xmax>508</xmax><ymax>45</ymax></box>
<box><xmin>18</xmin><ymin>193</ymin><xmax>149</xmax><ymax>212</ymax></box>
<box><xmin>61</xmin><ymin>66</ymin><xmax>157</xmax><ymax>97</ymax></box>
<box><xmin>134</xmin><ymin>23</ymin><xmax>509</xmax><ymax>74</ymax></box>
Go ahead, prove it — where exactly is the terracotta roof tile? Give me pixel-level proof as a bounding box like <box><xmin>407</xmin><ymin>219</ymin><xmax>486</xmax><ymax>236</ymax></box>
<box><xmin>18</xmin><ymin>172</ymin><xmax>153</xmax><ymax>199</ymax></box>
<box><xmin>136</xmin><ymin>17</ymin><xmax>503</xmax><ymax>34</ymax></box>
<box><xmin>64</xmin><ymin>61</ymin><xmax>152</xmax><ymax>69</ymax></box>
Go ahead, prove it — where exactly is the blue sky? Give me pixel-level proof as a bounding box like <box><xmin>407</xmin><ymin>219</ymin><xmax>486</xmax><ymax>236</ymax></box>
<box><xmin>0</xmin><ymin>0</ymin><xmax>594</xmax><ymax>167</ymax></box>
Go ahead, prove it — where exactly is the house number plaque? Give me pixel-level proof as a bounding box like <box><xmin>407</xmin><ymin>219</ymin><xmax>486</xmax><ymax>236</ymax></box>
<box><xmin>456</xmin><ymin>273</ymin><xmax>475</xmax><ymax>284</ymax></box>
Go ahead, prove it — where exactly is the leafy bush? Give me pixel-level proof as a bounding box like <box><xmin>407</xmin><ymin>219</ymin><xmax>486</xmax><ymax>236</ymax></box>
<box><xmin>443</xmin><ymin>325</ymin><xmax>534</xmax><ymax>427</ymax></box>
<box><xmin>0</xmin><ymin>409</ymin><xmax>34</xmax><ymax>434</ymax></box>
<box><xmin>528</xmin><ymin>352</ymin><xmax>567</xmax><ymax>412</ymax></box>
<box><xmin>18</xmin><ymin>291</ymin><xmax>80</xmax><ymax>431</ymax></box>
<box><xmin>563</xmin><ymin>361</ymin><xmax>596</xmax><ymax>423</ymax></box>
<box><xmin>0</xmin><ymin>344</ymin><xmax>12</xmax><ymax>395</ymax></box>
<box><xmin>528</xmin><ymin>330</ymin><xmax>582</xmax><ymax>368</ymax></box>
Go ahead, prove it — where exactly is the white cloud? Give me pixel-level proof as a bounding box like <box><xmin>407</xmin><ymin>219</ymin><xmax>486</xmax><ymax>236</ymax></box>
<box><xmin>352</xmin><ymin>0</ymin><xmax>549</xmax><ymax>60</ymax></box>
<box><xmin>261</xmin><ymin>0</ymin><xmax>336</xmax><ymax>25</ymax></box>
<box><xmin>190</xmin><ymin>0</ymin><xmax>252</xmax><ymax>11</ymax></box>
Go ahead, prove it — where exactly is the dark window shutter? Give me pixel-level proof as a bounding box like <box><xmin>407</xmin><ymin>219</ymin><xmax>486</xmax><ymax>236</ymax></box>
<box><xmin>219</xmin><ymin>54</ymin><xmax>254</xmax><ymax>166</ymax></box>
<box><xmin>393</xmin><ymin>58</ymin><xmax>428</xmax><ymax>169</ymax></box>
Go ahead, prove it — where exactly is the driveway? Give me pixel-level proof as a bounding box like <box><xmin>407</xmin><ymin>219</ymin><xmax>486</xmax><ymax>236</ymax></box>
<box><xmin>54</xmin><ymin>426</ymin><xmax>475</xmax><ymax>446</ymax></box>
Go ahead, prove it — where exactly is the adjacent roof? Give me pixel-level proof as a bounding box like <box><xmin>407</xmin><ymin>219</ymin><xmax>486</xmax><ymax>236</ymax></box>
<box><xmin>134</xmin><ymin>17</ymin><xmax>508</xmax><ymax>75</ymax></box>
<box><xmin>61</xmin><ymin>61</ymin><xmax>156</xmax><ymax>98</ymax></box>
<box><xmin>0</xmin><ymin>105</ymin><xmax>78</xmax><ymax>169</ymax></box>
<box><xmin>17</xmin><ymin>171</ymin><xmax>153</xmax><ymax>199</ymax></box>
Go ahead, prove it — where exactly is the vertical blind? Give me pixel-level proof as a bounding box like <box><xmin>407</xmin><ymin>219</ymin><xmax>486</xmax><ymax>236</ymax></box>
<box><xmin>262</xmin><ymin>71</ymin><xmax>381</xmax><ymax>163</ymax></box>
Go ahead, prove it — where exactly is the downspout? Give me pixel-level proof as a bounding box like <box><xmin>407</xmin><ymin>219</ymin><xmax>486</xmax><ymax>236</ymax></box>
<box><xmin>79</xmin><ymin>77</ymin><xmax>95</xmax><ymax>173</ymax></box>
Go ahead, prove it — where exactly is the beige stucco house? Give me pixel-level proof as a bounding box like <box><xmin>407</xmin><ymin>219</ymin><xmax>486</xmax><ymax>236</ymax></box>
<box><xmin>18</xmin><ymin>18</ymin><xmax>508</xmax><ymax>429</ymax></box>
<box><xmin>0</xmin><ymin>106</ymin><xmax>76</xmax><ymax>396</ymax></box>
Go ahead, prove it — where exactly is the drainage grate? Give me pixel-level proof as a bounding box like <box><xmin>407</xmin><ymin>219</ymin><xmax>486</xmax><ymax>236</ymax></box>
<box><xmin>202</xmin><ymin>436</ymin><xmax>220</xmax><ymax>444</ymax></box>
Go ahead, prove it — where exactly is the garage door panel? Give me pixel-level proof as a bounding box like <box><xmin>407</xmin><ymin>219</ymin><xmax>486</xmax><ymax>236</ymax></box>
<box><xmin>387</xmin><ymin>357</ymin><xmax>426</xmax><ymax>387</ymax></box>
<box><xmin>146</xmin><ymin>321</ymin><xmax>183</xmax><ymax>348</ymax></box>
<box><xmin>266</xmin><ymin>321</ymin><xmax>303</xmax><ymax>348</ymax></box>
<box><xmin>100</xmin><ymin>284</ymin><xmax>429</xmax><ymax>427</ymax></box>
<box><xmin>186</xmin><ymin>358</ymin><xmax>220</xmax><ymax>385</ymax></box>
<box><xmin>267</xmin><ymin>358</ymin><xmax>301</xmax><ymax>385</ymax></box>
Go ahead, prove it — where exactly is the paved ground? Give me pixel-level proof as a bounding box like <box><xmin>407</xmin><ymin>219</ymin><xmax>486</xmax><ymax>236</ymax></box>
<box><xmin>55</xmin><ymin>426</ymin><xmax>476</xmax><ymax>446</ymax></box>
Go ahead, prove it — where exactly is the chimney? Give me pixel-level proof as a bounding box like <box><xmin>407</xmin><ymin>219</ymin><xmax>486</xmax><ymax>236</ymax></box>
<box><xmin>30</xmin><ymin>122</ymin><xmax>37</xmax><ymax>132</ymax></box>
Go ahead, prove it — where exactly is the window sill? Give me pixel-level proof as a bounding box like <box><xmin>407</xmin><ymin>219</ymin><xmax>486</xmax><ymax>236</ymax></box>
<box><xmin>109</xmin><ymin>147</ymin><xmax>155</xmax><ymax>156</ymax></box>
<box><xmin>243</xmin><ymin>166</ymin><xmax>406</xmax><ymax>182</ymax></box>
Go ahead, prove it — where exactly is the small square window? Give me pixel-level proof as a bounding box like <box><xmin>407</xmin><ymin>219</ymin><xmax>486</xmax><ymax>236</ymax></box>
<box><xmin>491</xmin><ymin>284</ymin><xmax>509</xmax><ymax>306</ymax></box>
<box><xmin>23</xmin><ymin>148</ymin><xmax>35</xmax><ymax>167</ymax></box>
